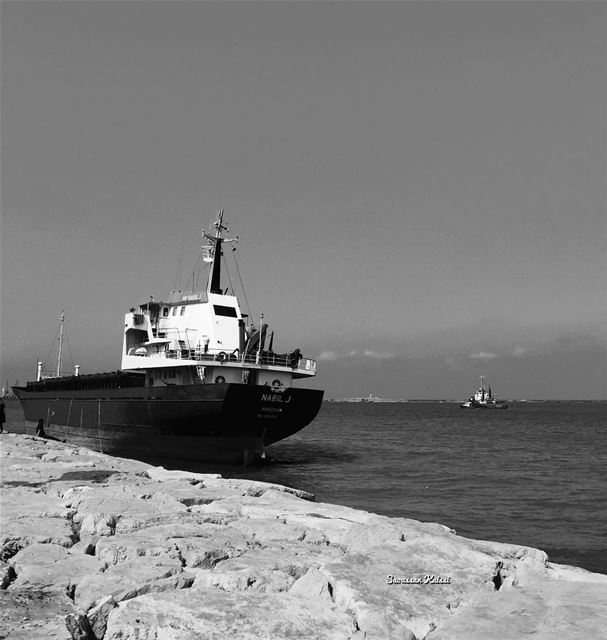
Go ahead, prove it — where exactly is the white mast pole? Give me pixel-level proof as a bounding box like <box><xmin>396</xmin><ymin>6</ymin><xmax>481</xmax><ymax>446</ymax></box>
<box><xmin>215</xmin><ymin>209</ymin><xmax>224</xmax><ymax>238</ymax></box>
<box><xmin>56</xmin><ymin>311</ymin><xmax>65</xmax><ymax>377</ymax></box>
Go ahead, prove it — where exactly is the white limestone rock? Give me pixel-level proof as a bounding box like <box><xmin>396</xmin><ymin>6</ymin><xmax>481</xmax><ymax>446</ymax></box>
<box><xmin>104</xmin><ymin>589</ymin><xmax>357</xmax><ymax>640</ymax></box>
<box><xmin>64</xmin><ymin>484</ymin><xmax>189</xmax><ymax>539</ymax></box>
<box><xmin>1</xmin><ymin>486</ymin><xmax>76</xmax><ymax>561</ymax></box>
<box><xmin>79</xmin><ymin>512</ymin><xmax>116</xmax><ymax>537</ymax></box>
<box><xmin>134</xmin><ymin>479</ymin><xmax>235</xmax><ymax>508</ymax></box>
<box><xmin>2</xmin><ymin>434</ymin><xmax>607</xmax><ymax>640</ymax></box>
<box><xmin>200</xmin><ymin>476</ymin><xmax>315</xmax><ymax>501</ymax></box>
<box><xmin>0</xmin><ymin>588</ymin><xmax>76</xmax><ymax>640</ymax></box>
<box><xmin>95</xmin><ymin>530</ymin><xmax>181</xmax><ymax>566</ymax></box>
<box><xmin>428</xmin><ymin>575</ymin><xmax>607</xmax><ymax>640</ymax></box>
<box><xmin>0</xmin><ymin>517</ymin><xmax>74</xmax><ymax>561</ymax></box>
<box><xmin>86</xmin><ymin>595</ymin><xmax>117</xmax><ymax>640</ymax></box>
<box><xmin>2</xmin><ymin>486</ymin><xmax>75</xmax><ymax>520</ymax></box>
<box><xmin>192</xmin><ymin>541</ymin><xmax>342</xmax><ymax>595</ymax></box>
<box><xmin>145</xmin><ymin>466</ymin><xmax>222</xmax><ymax>483</ymax></box>
<box><xmin>230</xmin><ymin>515</ymin><xmax>309</xmax><ymax>544</ymax></box>
<box><xmin>8</xmin><ymin>543</ymin><xmax>99</xmax><ymax>593</ymax></box>
<box><xmin>74</xmin><ymin>558</ymin><xmax>192</xmax><ymax>611</ymax></box>
<box><xmin>289</xmin><ymin>566</ymin><xmax>333</xmax><ymax>600</ymax></box>
<box><xmin>546</xmin><ymin>561</ymin><xmax>607</xmax><ymax>584</ymax></box>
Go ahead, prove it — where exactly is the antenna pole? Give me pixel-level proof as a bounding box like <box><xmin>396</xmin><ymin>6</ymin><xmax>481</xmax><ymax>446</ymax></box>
<box><xmin>256</xmin><ymin>313</ymin><xmax>264</xmax><ymax>364</ymax></box>
<box><xmin>215</xmin><ymin>209</ymin><xmax>224</xmax><ymax>239</ymax></box>
<box><xmin>56</xmin><ymin>311</ymin><xmax>65</xmax><ymax>377</ymax></box>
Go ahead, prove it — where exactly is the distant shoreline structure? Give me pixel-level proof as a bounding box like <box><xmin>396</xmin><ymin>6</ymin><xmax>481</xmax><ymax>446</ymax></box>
<box><xmin>327</xmin><ymin>396</ymin><xmax>457</xmax><ymax>403</ymax></box>
<box><xmin>325</xmin><ymin>398</ymin><xmax>606</xmax><ymax>403</ymax></box>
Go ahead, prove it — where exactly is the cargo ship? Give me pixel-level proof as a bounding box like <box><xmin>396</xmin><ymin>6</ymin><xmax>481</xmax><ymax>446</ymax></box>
<box><xmin>13</xmin><ymin>211</ymin><xmax>323</xmax><ymax>463</ymax></box>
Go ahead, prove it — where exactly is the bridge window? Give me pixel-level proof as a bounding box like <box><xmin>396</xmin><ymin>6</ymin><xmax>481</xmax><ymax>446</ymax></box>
<box><xmin>213</xmin><ymin>305</ymin><xmax>237</xmax><ymax>317</ymax></box>
<box><xmin>180</xmin><ymin>306</ymin><xmax>186</xmax><ymax>316</ymax></box>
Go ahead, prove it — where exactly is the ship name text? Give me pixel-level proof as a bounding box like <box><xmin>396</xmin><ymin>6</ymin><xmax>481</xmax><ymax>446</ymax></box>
<box><xmin>261</xmin><ymin>393</ymin><xmax>292</xmax><ymax>403</ymax></box>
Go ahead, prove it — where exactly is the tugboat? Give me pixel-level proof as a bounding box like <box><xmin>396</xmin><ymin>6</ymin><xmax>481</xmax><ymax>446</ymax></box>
<box><xmin>460</xmin><ymin>376</ymin><xmax>507</xmax><ymax>409</ymax></box>
<box><xmin>13</xmin><ymin>211</ymin><xmax>323</xmax><ymax>463</ymax></box>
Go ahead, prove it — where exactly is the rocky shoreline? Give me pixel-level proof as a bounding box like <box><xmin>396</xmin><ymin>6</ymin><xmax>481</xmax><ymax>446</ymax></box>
<box><xmin>1</xmin><ymin>434</ymin><xmax>606</xmax><ymax>639</ymax></box>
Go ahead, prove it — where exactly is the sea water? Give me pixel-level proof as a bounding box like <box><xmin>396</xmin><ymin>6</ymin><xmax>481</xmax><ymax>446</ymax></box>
<box><xmin>3</xmin><ymin>400</ymin><xmax>605</xmax><ymax>574</ymax></box>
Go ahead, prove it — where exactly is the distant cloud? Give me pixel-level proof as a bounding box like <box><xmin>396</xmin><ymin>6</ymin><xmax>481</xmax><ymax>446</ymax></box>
<box><xmin>470</xmin><ymin>351</ymin><xmax>498</xmax><ymax>360</ymax></box>
<box><xmin>362</xmin><ymin>350</ymin><xmax>396</xmax><ymax>360</ymax></box>
<box><xmin>317</xmin><ymin>350</ymin><xmax>338</xmax><ymax>361</ymax></box>
<box><xmin>347</xmin><ymin>350</ymin><xmax>395</xmax><ymax>359</ymax></box>
<box><xmin>512</xmin><ymin>346</ymin><xmax>527</xmax><ymax>357</ymax></box>
<box><xmin>318</xmin><ymin>349</ymin><xmax>396</xmax><ymax>361</ymax></box>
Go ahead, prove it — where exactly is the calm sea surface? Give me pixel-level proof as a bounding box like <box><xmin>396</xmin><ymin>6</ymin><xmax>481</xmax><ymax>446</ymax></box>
<box><xmin>3</xmin><ymin>400</ymin><xmax>606</xmax><ymax>574</ymax></box>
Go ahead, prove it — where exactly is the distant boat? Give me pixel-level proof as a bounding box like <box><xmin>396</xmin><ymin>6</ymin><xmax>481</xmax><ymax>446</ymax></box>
<box><xmin>361</xmin><ymin>394</ymin><xmax>378</xmax><ymax>403</ymax></box>
<box><xmin>461</xmin><ymin>376</ymin><xmax>507</xmax><ymax>409</ymax></box>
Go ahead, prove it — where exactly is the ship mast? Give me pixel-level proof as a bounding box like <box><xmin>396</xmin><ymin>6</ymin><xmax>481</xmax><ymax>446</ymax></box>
<box><xmin>209</xmin><ymin>210</ymin><xmax>226</xmax><ymax>294</ymax></box>
<box><xmin>56</xmin><ymin>311</ymin><xmax>65</xmax><ymax>377</ymax></box>
<box><xmin>203</xmin><ymin>210</ymin><xmax>237</xmax><ymax>295</ymax></box>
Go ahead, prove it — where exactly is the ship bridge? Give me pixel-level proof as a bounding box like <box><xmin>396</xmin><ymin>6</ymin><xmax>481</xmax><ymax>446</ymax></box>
<box><xmin>121</xmin><ymin>211</ymin><xmax>317</xmax><ymax>389</ymax></box>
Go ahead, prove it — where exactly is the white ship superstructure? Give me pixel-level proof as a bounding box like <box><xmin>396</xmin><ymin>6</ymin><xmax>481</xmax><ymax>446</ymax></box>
<box><xmin>121</xmin><ymin>211</ymin><xmax>316</xmax><ymax>389</ymax></box>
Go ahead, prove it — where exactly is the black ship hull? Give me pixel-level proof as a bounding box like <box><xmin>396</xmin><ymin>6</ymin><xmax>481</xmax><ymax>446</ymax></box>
<box><xmin>13</xmin><ymin>377</ymin><xmax>323</xmax><ymax>463</ymax></box>
<box><xmin>460</xmin><ymin>401</ymin><xmax>508</xmax><ymax>409</ymax></box>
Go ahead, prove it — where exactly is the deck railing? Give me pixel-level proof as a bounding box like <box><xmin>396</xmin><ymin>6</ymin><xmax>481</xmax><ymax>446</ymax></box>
<box><xmin>139</xmin><ymin>348</ymin><xmax>316</xmax><ymax>373</ymax></box>
<box><xmin>39</xmin><ymin>370</ymin><xmax>77</xmax><ymax>380</ymax></box>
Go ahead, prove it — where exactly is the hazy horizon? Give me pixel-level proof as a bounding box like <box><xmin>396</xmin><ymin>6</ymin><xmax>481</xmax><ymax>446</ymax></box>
<box><xmin>2</xmin><ymin>1</ymin><xmax>605</xmax><ymax>400</ymax></box>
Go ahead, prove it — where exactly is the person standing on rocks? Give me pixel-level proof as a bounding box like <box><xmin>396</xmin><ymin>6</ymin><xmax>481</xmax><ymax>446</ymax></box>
<box><xmin>35</xmin><ymin>418</ymin><xmax>65</xmax><ymax>442</ymax></box>
<box><xmin>35</xmin><ymin>418</ymin><xmax>45</xmax><ymax>437</ymax></box>
<box><xmin>0</xmin><ymin>400</ymin><xmax>5</xmax><ymax>433</ymax></box>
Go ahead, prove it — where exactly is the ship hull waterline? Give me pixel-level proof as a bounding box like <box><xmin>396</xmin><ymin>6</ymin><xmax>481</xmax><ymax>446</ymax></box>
<box><xmin>460</xmin><ymin>402</ymin><xmax>508</xmax><ymax>409</ymax></box>
<box><xmin>12</xmin><ymin>382</ymin><xmax>324</xmax><ymax>464</ymax></box>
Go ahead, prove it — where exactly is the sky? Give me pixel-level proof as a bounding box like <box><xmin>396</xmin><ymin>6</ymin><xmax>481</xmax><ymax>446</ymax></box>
<box><xmin>1</xmin><ymin>1</ymin><xmax>606</xmax><ymax>399</ymax></box>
